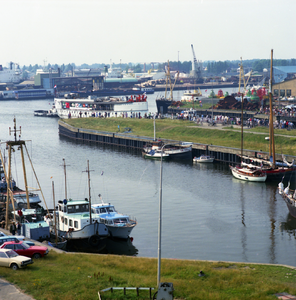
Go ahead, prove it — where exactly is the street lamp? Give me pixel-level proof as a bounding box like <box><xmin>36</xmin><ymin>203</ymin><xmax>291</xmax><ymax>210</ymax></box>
<box><xmin>157</xmin><ymin>144</ymin><xmax>165</xmax><ymax>287</ymax></box>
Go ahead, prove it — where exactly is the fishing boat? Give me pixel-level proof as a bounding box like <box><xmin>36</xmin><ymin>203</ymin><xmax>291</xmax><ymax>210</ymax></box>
<box><xmin>278</xmin><ymin>181</ymin><xmax>296</xmax><ymax>218</ymax></box>
<box><xmin>230</xmin><ymin>165</ymin><xmax>267</xmax><ymax>182</ymax></box>
<box><xmin>91</xmin><ymin>200</ymin><xmax>137</xmax><ymax>239</ymax></box>
<box><xmin>193</xmin><ymin>155</ymin><xmax>214</xmax><ymax>163</ymax></box>
<box><xmin>50</xmin><ymin>160</ymin><xmax>109</xmax><ymax>250</ymax></box>
<box><xmin>54</xmin><ymin>93</ymin><xmax>148</xmax><ymax>119</ymax></box>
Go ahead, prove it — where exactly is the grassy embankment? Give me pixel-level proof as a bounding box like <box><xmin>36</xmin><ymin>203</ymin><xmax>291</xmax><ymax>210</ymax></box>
<box><xmin>63</xmin><ymin>118</ymin><xmax>296</xmax><ymax>156</ymax></box>
<box><xmin>1</xmin><ymin>251</ymin><xmax>296</xmax><ymax>300</ymax></box>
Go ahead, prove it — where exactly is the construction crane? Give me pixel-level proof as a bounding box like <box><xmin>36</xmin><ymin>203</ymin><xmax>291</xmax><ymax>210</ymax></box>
<box><xmin>190</xmin><ymin>44</ymin><xmax>201</xmax><ymax>79</ymax></box>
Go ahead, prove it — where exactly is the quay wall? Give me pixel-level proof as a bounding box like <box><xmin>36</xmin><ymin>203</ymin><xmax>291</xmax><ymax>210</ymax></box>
<box><xmin>58</xmin><ymin>121</ymin><xmax>295</xmax><ymax>164</ymax></box>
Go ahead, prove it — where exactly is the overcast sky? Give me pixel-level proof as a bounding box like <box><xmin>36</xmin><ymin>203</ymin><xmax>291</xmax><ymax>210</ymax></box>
<box><xmin>1</xmin><ymin>0</ymin><xmax>295</xmax><ymax>67</ymax></box>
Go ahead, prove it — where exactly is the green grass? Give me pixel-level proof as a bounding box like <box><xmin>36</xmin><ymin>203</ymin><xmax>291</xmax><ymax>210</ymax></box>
<box><xmin>62</xmin><ymin>118</ymin><xmax>296</xmax><ymax>156</ymax></box>
<box><xmin>1</xmin><ymin>251</ymin><xmax>296</xmax><ymax>300</ymax></box>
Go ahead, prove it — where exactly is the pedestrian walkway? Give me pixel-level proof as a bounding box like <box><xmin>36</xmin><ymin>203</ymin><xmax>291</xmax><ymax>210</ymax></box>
<box><xmin>0</xmin><ymin>278</ymin><xmax>34</xmax><ymax>300</ymax></box>
<box><xmin>275</xmin><ymin>292</ymin><xmax>296</xmax><ymax>299</ymax></box>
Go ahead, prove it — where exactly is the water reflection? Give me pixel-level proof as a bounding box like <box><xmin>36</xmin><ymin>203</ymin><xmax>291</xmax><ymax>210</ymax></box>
<box><xmin>280</xmin><ymin>214</ymin><xmax>296</xmax><ymax>238</ymax></box>
<box><xmin>67</xmin><ymin>237</ymin><xmax>138</xmax><ymax>256</ymax></box>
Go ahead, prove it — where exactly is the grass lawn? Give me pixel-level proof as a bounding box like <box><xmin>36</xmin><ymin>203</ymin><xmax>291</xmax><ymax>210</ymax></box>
<box><xmin>62</xmin><ymin>118</ymin><xmax>296</xmax><ymax>156</ymax></box>
<box><xmin>1</xmin><ymin>251</ymin><xmax>296</xmax><ymax>300</ymax></box>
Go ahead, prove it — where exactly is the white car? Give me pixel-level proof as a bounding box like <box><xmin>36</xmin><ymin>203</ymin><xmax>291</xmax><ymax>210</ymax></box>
<box><xmin>0</xmin><ymin>248</ymin><xmax>33</xmax><ymax>270</ymax></box>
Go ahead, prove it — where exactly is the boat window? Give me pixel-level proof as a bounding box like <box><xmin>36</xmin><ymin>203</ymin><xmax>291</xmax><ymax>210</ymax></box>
<box><xmin>63</xmin><ymin>206</ymin><xmax>67</xmax><ymax>213</ymax></box>
<box><xmin>74</xmin><ymin>221</ymin><xmax>78</xmax><ymax>228</ymax></box>
<box><xmin>69</xmin><ymin>219</ymin><xmax>73</xmax><ymax>226</ymax></box>
<box><xmin>59</xmin><ymin>206</ymin><xmax>62</xmax><ymax>212</ymax></box>
<box><xmin>67</xmin><ymin>206</ymin><xmax>75</xmax><ymax>213</ymax></box>
<box><xmin>107</xmin><ymin>206</ymin><xmax>115</xmax><ymax>212</ymax></box>
<box><xmin>64</xmin><ymin>218</ymin><xmax>68</xmax><ymax>225</ymax></box>
<box><xmin>100</xmin><ymin>208</ymin><xmax>107</xmax><ymax>213</ymax></box>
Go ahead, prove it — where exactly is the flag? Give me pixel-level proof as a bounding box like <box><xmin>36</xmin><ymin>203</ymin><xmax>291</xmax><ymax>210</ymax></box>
<box><xmin>205</xmin><ymin>89</ymin><xmax>207</xmax><ymax>92</ymax></box>
<box><xmin>54</xmin><ymin>85</ymin><xmax>57</xmax><ymax>88</ymax></box>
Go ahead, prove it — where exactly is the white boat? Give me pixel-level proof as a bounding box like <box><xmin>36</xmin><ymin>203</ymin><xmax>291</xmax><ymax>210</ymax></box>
<box><xmin>54</xmin><ymin>93</ymin><xmax>148</xmax><ymax>119</ymax></box>
<box><xmin>278</xmin><ymin>181</ymin><xmax>296</xmax><ymax>218</ymax></box>
<box><xmin>91</xmin><ymin>201</ymin><xmax>137</xmax><ymax>239</ymax></box>
<box><xmin>142</xmin><ymin>149</ymin><xmax>170</xmax><ymax>160</ymax></box>
<box><xmin>230</xmin><ymin>165</ymin><xmax>267</xmax><ymax>182</ymax></box>
<box><xmin>193</xmin><ymin>155</ymin><xmax>214</xmax><ymax>163</ymax></box>
<box><xmin>50</xmin><ymin>161</ymin><xmax>109</xmax><ymax>249</ymax></box>
<box><xmin>56</xmin><ymin>199</ymin><xmax>109</xmax><ymax>245</ymax></box>
<box><xmin>143</xmin><ymin>141</ymin><xmax>192</xmax><ymax>160</ymax></box>
<box><xmin>181</xmin><ymin>89</ymin><xmax>202</xmax><ymax>102</ymax></box>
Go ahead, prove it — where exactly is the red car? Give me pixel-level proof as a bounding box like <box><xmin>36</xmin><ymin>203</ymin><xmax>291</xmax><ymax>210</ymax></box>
<box><xmin>0</xmin><ymin>241</ymin><xmax>49</xmax><ymax>259</ymax></box>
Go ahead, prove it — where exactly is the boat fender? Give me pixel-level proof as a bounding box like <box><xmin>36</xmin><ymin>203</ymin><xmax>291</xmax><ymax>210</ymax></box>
<box><xmin>278</xmin><ymin>182</ymin><xmax>284</xmax><ymax>194</ymax></box>
<box><xmin>89</xmin><ymin>235</ymin><xmax>100</xmax><ymax>247</ymax></box>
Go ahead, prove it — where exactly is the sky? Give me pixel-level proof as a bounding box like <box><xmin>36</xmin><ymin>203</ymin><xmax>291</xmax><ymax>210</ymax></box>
<box><xmin>1</xmin><ymin>0</ymin><xmax>296</xmax><ymax>67</ymax></box>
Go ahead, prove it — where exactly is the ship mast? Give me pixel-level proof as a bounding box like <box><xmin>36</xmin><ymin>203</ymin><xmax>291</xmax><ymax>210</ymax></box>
<box><xmin>269</xmin><ymin>49</ymin><xmax>275</xmax><ymax>168</ymax></box>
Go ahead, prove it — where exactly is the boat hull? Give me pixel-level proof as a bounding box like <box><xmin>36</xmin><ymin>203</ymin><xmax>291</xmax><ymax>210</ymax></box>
<box><xmin>58</xmin><ymin>222</ymin><xmax>109</xmax><ymax>240</ymax></box>
<box><xmin>107</xmin><ymin>223</ymin><xmax>137</xmax><ymax>239</ymax></box>
<box><xmin>156</xmin><ymin>99</ymin><xmax>172</xmax><ymax>114</ymax></box>
<box><xmin>279</xmin><ymin>187</ymin><xmax>296</xmax><ymax>218</ymax></box>
<box><xmin>193</xmin><ymin>156</ymin><xmax>214</xmax><ymax>163</ymax></box>
<box><xmin>230</xmin><ymin>166</ymin><xmax>267</xmax><ymax>182</ymax></box>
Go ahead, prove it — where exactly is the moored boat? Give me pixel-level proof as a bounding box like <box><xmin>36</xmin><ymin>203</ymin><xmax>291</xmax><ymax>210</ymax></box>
<box><xmin>91</xmin><ymin>201</ymin><xmax>137</xmax><ymax>239</ymax></box>
<box><xmin>230</xmin><ymin>165</ymin><xmax>267</xmax><ymax>182</ymax></box>
<box><xmin>193</xmin><ymin>155</ymin><xmax>214</xmax><ymax>163</ymax></box>
<box><xmin>142</xmin><ymin>149</ymin><xmax>170</xmax><ymax>160</ymax></box>
<box><xmin>55</xmin><ymin>198</ymin><xmax>109</xmax><ymax>247</ymax></box>
<box><xmin>54</xmin><ymin>93</ymin><xmax>148</xmax><ymax>119</ymax></box>
<box><xmin>278</xmin><ymin>181</ymin><xmax>296</xmax><ymax>218</ymax></box>
<box><xmin>143</xmin><ymin>140</ymin><xmax>192</xmax><ymax>160</ymax></box>
<box><xmin>181</xmin><ymin>89</ymin><xmax>202</xmax><ymax>102</ymax></box>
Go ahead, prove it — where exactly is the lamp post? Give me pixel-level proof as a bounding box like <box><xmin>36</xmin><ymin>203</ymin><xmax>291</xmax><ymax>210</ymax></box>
<box><xmin>157</xmin><ymin>143</ymin><xmax>165</xmax><ymax>287</ymax></box>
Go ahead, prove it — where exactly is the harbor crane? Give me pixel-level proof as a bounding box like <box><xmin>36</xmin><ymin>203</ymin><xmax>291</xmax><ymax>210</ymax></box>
<box><xmin>190</xmin><ymin>44</ymin><xmax>202</xmax><ymax>80</ymax></box>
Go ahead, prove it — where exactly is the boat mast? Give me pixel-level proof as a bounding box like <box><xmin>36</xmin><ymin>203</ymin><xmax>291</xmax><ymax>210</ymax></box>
<box><xmin>269</xmin><ymin>49</ymin><xmax>275</xmax><ymax>167</ymax></box>
<box><xmin>52</xmin><ymin>181</ymin><xmax>58</xmax><ymax>245</ymax></box>
<box><xmin>62</xmin><ymin>158</ymin><xmax>67</xmax><ymax>199</ymax></box>
<box><xmin>83</xmin><ymin>160</ymin><xmax>93</xmax><ymax>224</ymax></box>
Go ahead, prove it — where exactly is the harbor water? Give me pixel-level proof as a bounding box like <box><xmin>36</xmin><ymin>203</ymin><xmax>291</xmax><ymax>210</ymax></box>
<box><xmin>1</xmin><ymin>90</ymin><xmax>296</xmax><ymax>266</ymax></box>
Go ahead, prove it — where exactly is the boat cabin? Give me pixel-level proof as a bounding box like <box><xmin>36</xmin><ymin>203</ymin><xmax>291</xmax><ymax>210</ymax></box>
<box><xmin>58</xmin><ymin>199</ymin><xmax>97</xmax><ymax>232</ymax></box>
<box><xmin>91</xmin><ymin>203</ymin><xmax>130</xmax><ymax>226</ymax></box>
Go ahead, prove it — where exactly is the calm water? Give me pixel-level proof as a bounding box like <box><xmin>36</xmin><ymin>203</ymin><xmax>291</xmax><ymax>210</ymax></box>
<box><xmin>1</xmin><ymin>92</ymin><xmax>296</xmax><ymax>266</ymax></box>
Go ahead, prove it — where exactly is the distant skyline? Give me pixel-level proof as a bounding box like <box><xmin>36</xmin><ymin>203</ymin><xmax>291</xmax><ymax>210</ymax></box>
<box><xmin>1</xmin><ymin>0</ymin><xmax>296</xmax><ymax>67</ymax></box>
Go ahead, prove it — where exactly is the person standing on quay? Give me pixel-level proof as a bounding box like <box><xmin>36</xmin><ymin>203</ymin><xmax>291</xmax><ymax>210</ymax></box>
<box><xmin>10</xmin><ymin>222</ymin><xmax>16</xmax><ymax>235</ymax></box>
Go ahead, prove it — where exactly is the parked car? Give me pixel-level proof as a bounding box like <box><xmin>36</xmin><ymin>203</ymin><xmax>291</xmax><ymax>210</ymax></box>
<box><xmin>0</xmin><ymin>241</ymin><xmax>49</xmax><ymax>259</ymax></box>
<box><xmin>0</xmin><ymin>248</ymin><xmax>33</xmax><ymax>270</ymax></box>
<box><xmin>0</xmin><ymin>231</ymin><xmax>35</xmax><ymax>246</ymax></box>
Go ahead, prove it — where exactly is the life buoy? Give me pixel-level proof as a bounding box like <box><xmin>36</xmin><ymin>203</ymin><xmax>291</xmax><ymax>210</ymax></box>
<box><xmin>88</xmin><ymin>235</ymin><xmax>100</xmax><ymax>247</ymax></box>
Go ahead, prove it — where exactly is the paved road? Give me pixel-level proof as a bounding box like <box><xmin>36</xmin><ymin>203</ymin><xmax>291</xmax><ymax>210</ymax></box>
<box><xmin>0</xmin><ymin>278</ymin><xmax>34</xmax><ymax>300</ymax></box>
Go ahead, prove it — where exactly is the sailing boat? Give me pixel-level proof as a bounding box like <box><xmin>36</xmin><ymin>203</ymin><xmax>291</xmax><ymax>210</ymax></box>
<box><xmin>230</xmin><ymin>59</ymin><xmax>267</xmax><ymax>182</ymax></box>
<box><xmin>239</xmin><ymin>50</ymin><xmax>295</xmax><ymax>180</ymax></box>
